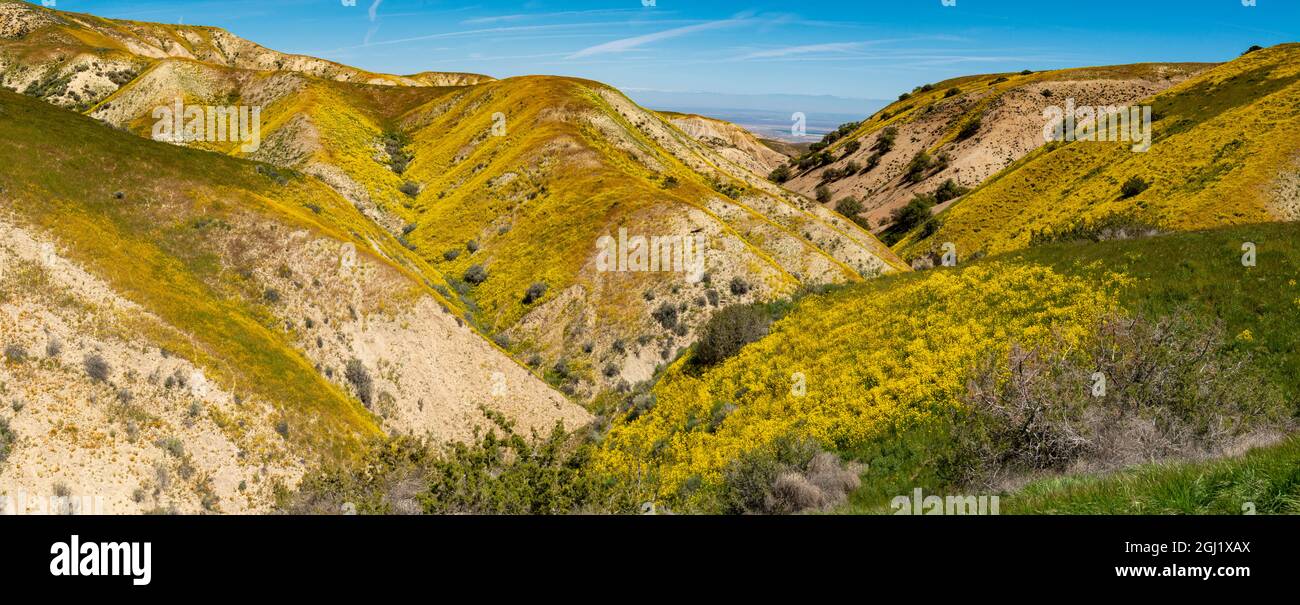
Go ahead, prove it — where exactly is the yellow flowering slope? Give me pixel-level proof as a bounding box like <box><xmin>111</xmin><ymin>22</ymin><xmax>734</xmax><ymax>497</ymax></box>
<box><xmin>597</xmin><ymin>262</ymin><xmax>1128</xmax><ymax>495</ymax></box>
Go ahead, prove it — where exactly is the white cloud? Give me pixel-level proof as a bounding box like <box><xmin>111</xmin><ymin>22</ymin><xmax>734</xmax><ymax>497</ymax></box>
<box><xmin>463</xmin><ymin>9</ymin><xmax>640</xmax><ymax>25</ymax></box>
<box><xmin>738</xmin><ymin>41</ymin><xmax>871</xmax><ymax>60</ymax></box>
<box><xmin>567</xmin><ymin>14</ymin><xmax>753</xmax><ymax>60</ymax></box>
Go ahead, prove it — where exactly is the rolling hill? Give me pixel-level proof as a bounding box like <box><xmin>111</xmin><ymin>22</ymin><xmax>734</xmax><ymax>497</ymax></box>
<box><xmin>0</xmin><ymin>84</ymin><xmax>587</xmax><ymax>513</ymax></box>
<box><xmin>775</xmin><ymin>62</ymin><xmax>1212</xmax><ymax>236</ymax></box>
<box><xmin>0</xmin><ymin>1</ymin><xmax>905</xmax><ymax>398</ymax></box>
<box><xmin>896</xmin><ymin>44</ymin><xmax>1300</xmax><ymax>260</ymax></box>
<box><xmin>0</xmin><ymin>0</ymin><xmax>488</xmax><ymax>111</ymax></box>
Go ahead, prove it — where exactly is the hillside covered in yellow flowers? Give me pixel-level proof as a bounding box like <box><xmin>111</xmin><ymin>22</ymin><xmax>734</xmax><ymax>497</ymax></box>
<box><xmin>4</xmin><ymin>0</ymin><xmax>1299</xmax><ymax>517</ymax></box>
<box><xmin>896</xmin><ymin>44</ymin><xmax>1300</xmax><ymax>260</ymax></box>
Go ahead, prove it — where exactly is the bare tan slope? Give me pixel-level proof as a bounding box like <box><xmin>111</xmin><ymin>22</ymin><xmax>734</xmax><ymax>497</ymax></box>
<box><xmin>659</xmin><ymin>111</ymin><xmax>789</xmax><ymax>177</ymax></box>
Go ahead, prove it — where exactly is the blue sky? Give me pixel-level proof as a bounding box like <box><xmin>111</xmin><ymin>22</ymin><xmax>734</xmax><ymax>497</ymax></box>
<box><xmin>47</xmin><ymin>0</ymin><xmax>1300</xmax><ymax>103</ymax></box>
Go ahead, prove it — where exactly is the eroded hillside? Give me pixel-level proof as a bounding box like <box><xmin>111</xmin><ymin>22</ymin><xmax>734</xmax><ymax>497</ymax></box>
<box><xmin>897</xmin><ymin>44</ymin><xmax>1300</xmax><ymax>260</ymax></box>
<box><xmin>0</xmin><ymin>0</ymin><xmax>490</xmax><ymax>111</ymax></box>
<box><xmin>776</xmin><ymin>62</ymin><xmax>1211</xmax><ymax>236</ymax></box>
<box><xmin>0</xmin><ymin>87</ymin><xmax>586</xmax><ymax>513</ymax></box>
<box><xmin>10</xmin><ymin>0</ymin><xmax>908</xmax><ymax>397</ymax></box>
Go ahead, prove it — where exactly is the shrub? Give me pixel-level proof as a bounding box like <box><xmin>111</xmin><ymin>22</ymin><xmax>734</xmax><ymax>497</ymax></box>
<box><xmin>882</xmin><ymin>194</ymin><xmax>938</xmax><ymax>245</ymax></box>
<box><xmin>897</xmin><ymin>92</ymin><xmax>911</xmax><ymax>101</ymax></box>
<box><xmin>956</xmin><ymin>118</ymin><xmax>981</xmax><ymax>141</ymax></box>
<box><xmin>1243</xmin><ymin>45</ymin><xmax>1263</xmax><ymax>55</ymax></box>
<box><xmin>691</xmin><ymin>304</ymin><xmax>773</xmax><ymax>368</ymax></box>
<box><xmin>3</xmin><ymin>344</ymin><xmax>25</xmax><ymax>364</ymax></box>
<box><xmin>463</xmin><ymin>264</ymin><xmax>488</xmax><ymax>285</ymax></box>
<box><xmin>834</xmin><ymin>196</ymin><xmax>864</xmax><ymax>217</ymax></box>
<box><xmin>933</xmin><ymin>179</ymin><xmax>969</xmax><ymax>203</ymax></box>
<box><xmin>944</xmin><ymin>87</ymin><xmax>961</xmax><ymax>98</ymax></box>
<box><xmin>285</xmin><ymin>415</ymin><xmax>641</xmax><ymax>514</ymax></box>
<box><xmin>399</xmin><ymin>181</ymin><xmax>420</xmax><ymax>197</ymax></box>
<box><xmin>1028</xmin><ymin>212</ymin><xmax>1162</xmax><ymax>246</ymax></box>
<box><xmin>874</xmin><ymin>126</ymin><xmax>898</xmax><ymax>152</ymax></box>
<box><xmin>466</xmin><ymin>240</ymin><xmax>480</xmax><ymax>253</ymax></box>
<box><xmin>904</xmin><ymin>151</ymin><xmax>932</xmax><ymax>183</ymax></box>
<box><xmin>944</xmin><ymin>312</ymin><xmax>1290</xmax><ymax>489</ymax></box>
<box><xmin>45</xmin><ymin>338</ymin><xmax>62</xmax><ymax>358</ymax></box>
<box><xmin>522</xmin><ymin>282</ymin><xmax>548</xmax><ymax>305</ymax></box>
<box><xmin>0</xmin><ymin>417</ymin><xmax>15</xmax><ymax>465</ymax></box>
<box><xmin>728</xmin><ymin>276</ymin><xmax>750</xmax><ymax>296</ymax></box>
<box><xmin>83</xmin><ymin>354</ymin><xmax>109</xmax><ymax>382</ymax></box>
<box><xmin>156</xmin><ymin>436</ymin><xmax>184</xmax><ymax>458</ymax></box>
<box><xmin>814</xmin><ymin>184</ymin><xmax>832</xmax><ymax>203</ymax></box>
<box><xmin>841</xmin><ymin>140</ymin><xmax>861</xmax><ymax>157</ymax></box>
<box><xmin>1121</xmin><ymin>176</ymin><xmax>1150</xmax><ymax>198</ymax></box>
<box><xmin>382</xmin><ymin>131</ymin><xmax>413</xmax><ymax>174</ymax></box>
<box><xmin>717</xmin><ymin>436</ymin><xmax>861</xmax><ymax>514</ymax></box>
<box><xmin>651</xmin><ymin>303</ymin><xmax>679</xmax><ymax>330</ymax></box>
<box><xmin>768</xmin><ymin>164</ymin><xmax>792</xmax><ymax>183</ymax></box>
<box><xmin>345</xmin><ymin>358</ymin><xmax>374</xmax><ymax>408</ymax></box>
<box><xmin>661</xmin><ymin>175</ymin><xmax>679</xmax><ymax>189</ymax></box>
<box><xmin>263</xmin><ymin>288</ymin><xmax>281</xmax><ymax>303</ymax></box>
<box><xmin>442</xmin><ymin>249</ymin><xmax>461</xmax><ymax>261</ymax></box>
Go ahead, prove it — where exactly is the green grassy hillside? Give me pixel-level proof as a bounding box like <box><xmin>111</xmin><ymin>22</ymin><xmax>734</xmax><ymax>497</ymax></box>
<box><xmin>597</xmin><ymin>221</ymin><xmax>1300</xmax><ymax>511</ymax></box>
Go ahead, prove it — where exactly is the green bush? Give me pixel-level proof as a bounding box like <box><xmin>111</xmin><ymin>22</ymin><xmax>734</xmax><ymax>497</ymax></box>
<box><xmin>904</xmin><ymin>151</ymin><xmax>933</xmax><ymax>183</ymax></box>
<box><xmin>345</xmin><ymin>358</ymin><xmax>374</xmax><ymax>408</ymax></box>
<box><xmin>1121</xmin><ymin>176</ymin><xmax>1150</xmax><ymax>198</ymax></box>
<box><xmin>834</xmin><ymin>196</ymin><xmax>864</xmax><ymax>217</ymax></box>
<box><xmin>0</xmin><ymin>417</ymin><xmax>15</xmax><ymax>465</ymax></box>
<box><xmin>957</xmin><ymin>118</ymin><xmax>981</xmax><ymax>141</ymax></box>
<box><xmin>463</xmin><ymin>264</ymin><xmax>488</xmax><ymax>285</ymax></box>
<box><xmin>729</xmin><ymin>276</ymin><xmax>751</xmax><ymax>296</ymax></box>
<box><xmin>933</xmin><ymin>179</ymin><xmax>969</xmax><ymax>203</ymax></box>
<box><xmin>83</xmin><ymin>354</ymin><xmax>110</xmax><ymax>383</ymax></box>
<box><xmin>3</xmin><ymin>344</ymin><xmax>25</xmax><ymax>364</ymax></box>
<box><xmin>522</xmin><ymin>282</ymin><xmax>548</xmax><ymax>305</ymax></box>
<box><xmin>651</xmin><ymin>303</ymin><xmax>679</xmax><ymax>330</ymax></box>
<box><xmin>814</xmin><ymin>184</ymin><xmax>832</xmax><ymax>203</ymax></box>
<box><xmin>690</xmin><ymin>304</ymin><xmax>773</xmax><ymax>368</ymax></box>
<box><xmin>882</xmin><ymin>194</ymin><xmax>937</xmax><ymax>244</ymax></box>
<box><xmin>285</xmin><ymin>413</ymin><xmax>642</xmax><ymax>515</ymax></box>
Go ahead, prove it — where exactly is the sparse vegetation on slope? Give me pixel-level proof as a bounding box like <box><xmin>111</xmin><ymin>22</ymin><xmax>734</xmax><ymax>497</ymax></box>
<box><xmin>899</xmin><ymin>44</ymin><xmax>1300</xmax><ymax>259</ymax></box>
